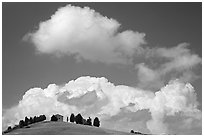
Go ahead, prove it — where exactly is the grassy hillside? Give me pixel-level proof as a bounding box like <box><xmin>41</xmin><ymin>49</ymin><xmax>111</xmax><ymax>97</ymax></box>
<box><xmin>4</xmin><ymin>121</ymin><xmax>132</xmax><ymax>135</ymax></box>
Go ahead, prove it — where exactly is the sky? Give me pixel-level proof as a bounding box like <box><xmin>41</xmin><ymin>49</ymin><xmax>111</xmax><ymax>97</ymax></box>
<box><xmin>2</xmin><ymin>2</ymin><xmax>202</xmax><ymax>134</ymax></box>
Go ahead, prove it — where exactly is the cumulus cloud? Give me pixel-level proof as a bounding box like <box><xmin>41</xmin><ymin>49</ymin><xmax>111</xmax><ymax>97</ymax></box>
<box><xmin>23</xmin><ymin>5</ymin><xmax>146</xmax><ymax>64</ymax></box>
<box><xmin>135</xmin><ymin>43</ymin><xmax>201</xmax><ymax>90</ymax></box>
<box><xmin>2</xmin><ymin>76</ymin><xmax>201</xmax><ymax>134</ymax></box>
<box><xmin>146</xmin><ymin>79</ymin><xmax>200</xmax><ymax>134</ymax></box>
<box><xmin>23</xmin><ymin>4</ymin><xmax>201</xmax><ymax>92</ymax></box>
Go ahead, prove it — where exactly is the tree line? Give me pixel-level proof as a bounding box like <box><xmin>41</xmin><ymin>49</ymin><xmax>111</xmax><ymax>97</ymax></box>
<box><xmin>3</xmin><ymin>114</ymin><xmax>46</xmax><ymax>134</ymax></box>
<box><xmin>19</xmin><ymin>115</ymin><xmax>46</xmax><ymax>128</ymax></box>
<box><xmin>51</xmin><ymin>113</ymin><xmax>100</xmax><ymax>127</ymax></box>
<box><xmin>3</xmin><ymin>113</ymin><xmax>101</xmax><ymax>134</ymax></box>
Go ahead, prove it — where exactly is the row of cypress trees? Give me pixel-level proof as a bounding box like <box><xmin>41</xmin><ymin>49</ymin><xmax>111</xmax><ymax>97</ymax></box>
<box><xmin>69</xmin><ymin>113</ymin><xmax>100</xmax><ymax>127</ymax></box>
<box><xmin>19</xmin><ymin>115</ymin><xmax>46</xmax><ymax>128</ymax></box>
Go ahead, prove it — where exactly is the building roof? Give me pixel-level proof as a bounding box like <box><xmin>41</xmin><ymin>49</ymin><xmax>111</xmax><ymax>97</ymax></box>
<box><xmin>54</xmin><ymin>114</ymin><xmax>63</xmax><ymax>117</ymax></box>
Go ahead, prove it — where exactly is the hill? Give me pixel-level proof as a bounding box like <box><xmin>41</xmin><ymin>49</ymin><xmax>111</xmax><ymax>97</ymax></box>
<box><xmin>3</xmin><ymin>121</ymin><xmax>132</xmax><ymax>135</ymax></box>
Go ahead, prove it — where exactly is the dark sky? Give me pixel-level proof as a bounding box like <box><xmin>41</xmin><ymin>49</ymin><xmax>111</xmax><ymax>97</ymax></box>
<box><xmin>2</xmin><ymin>2</ymin><xmax>202</xmax><ymax>109</ymax></box>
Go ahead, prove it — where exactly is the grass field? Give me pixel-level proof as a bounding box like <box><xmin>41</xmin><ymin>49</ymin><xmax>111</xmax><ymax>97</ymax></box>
<box><xmin>4</xmin><ymin>121</ymin><xmax>132</xmax><ymax>135</ymax></box>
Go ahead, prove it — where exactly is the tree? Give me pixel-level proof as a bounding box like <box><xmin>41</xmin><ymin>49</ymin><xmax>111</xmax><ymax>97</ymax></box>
<box><xmin>39</xmin><ymin>115</ymin><xmax>43</xmax><ymax>121</ymax></box>
<box><xmin>36</xmin><ymin>116</ymin><xmax>40</xmax><ymax>122</ymax></box>
<box><xmin>7</xmin><ymin>126</ymin><xmax>12</xmax><ymax>131</ymax></box>
<box><xmin>29</xmin><ymin>117</ymin><xmax>33</xmax><ymax>124</ymax></box>
<box><xmin>42</xmin><ymin>115</ymin><xmax>46</xmax><ymax>121</ymax></box>
<box><xmin>24</xmin><ymin>117</ymin><xmax>29</xmax><ymax>126</ymax></box>
<box><xmin>93</xmin><ymin>117</ymin><xmax>100</xmax><ymax>127</ymax></box>
<box><xmin>75</xmin><ymin>113</ymin><xmax>83</xmax><ymax>124</ymax></box>
<box><xmin>130</xmin><ymin>130</ymin><xmax>134</xmax><ymax>133</ymax></box>
<box><xmin>3</xmin><ymin>126</ymin><xmax>12</xmax><ymax>134</ymax></box>
<box><xmin>44</xmin><ymin>115</ymin><xmax>46</xmax><ymax>120</ymax></box>
<box><xmin>70</xmin><ymin>113</ymin><xmax>75</xmax><ymax>123</ymax></box>
<box><xmin>51</xmin><ymin>115</ymin><xmax>58</xmax><ymax>121</ymax></box>
<box><xmin>34</xmin><ymin>116</ymin><xmax>37</xmax><ymax>123</ymax></box>
<box><xmin>86</xmin><ymin>117</ymin><xmax>92</xmax><ymax>126</ymax></box>
<box><xmin>39</xmin><ymin>115</ymin><xmax>46</xmax><ymax>121</ymax></box>
<box><xmin>19</xmin><ymin>120</ymin><xmax>24</xmax><ymax>128</ymax></box>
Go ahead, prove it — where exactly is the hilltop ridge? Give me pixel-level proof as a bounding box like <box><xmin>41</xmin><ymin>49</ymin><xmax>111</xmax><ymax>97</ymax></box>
<box><xmin>4</xmin><ymin>121</ymin><xmax>133</xmax><ymax>135</ymax></box>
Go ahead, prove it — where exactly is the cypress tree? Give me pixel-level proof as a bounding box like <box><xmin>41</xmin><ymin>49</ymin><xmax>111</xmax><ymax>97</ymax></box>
<box><xmin>29</xmin><ymin>117</ymin><xmax>33</xmax><ymax>124</ymax></box>
<box><xmin>70</xmin><ymin>113</ymin><xmax>75</xmax><ymax>123</ymax></box>
<box><xmin>93</xmin><ymin>117</ymin><xmax>100</xmax><ymax>127</ymax></box>
<box><xmin>34</xmin><ymin>116</ymin><xmax>37</xmax><ymax>123</ymax></box>
<box><xmin>51</xmin><ymin>115</ymin><xmax>58</xmax><ymax>121</ymax></box>
<box><xmin>19</xmin><ymin>120</ymin><xmax>24</xmax><ymax>128</ymax></box>
<box><xmin>75</xmin><ymin>114</ymin><xmax>83</xmax><ymax>124</ymax></box>
<box><xmin>24</xmin><ymin>117</ymin><xmax>29</xmax><ymax>126</ymax></box>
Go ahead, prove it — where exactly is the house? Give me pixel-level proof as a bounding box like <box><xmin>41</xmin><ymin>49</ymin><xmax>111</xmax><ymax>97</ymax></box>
<box><xmin>54</xmin><ymin>114</ymin><xmax>63</xmax><ymax>122</ymax></box>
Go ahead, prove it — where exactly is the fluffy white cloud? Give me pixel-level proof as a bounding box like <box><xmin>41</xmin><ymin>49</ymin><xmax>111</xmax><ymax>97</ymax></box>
<box><xmin>2</xmin><ymin>76</ymin><xmax>201</xmax><ymax>134</ymax></box>
<box><xmin>23</xmin><ymin>5</ymin><xmax>201</xmax><ymax>90</ymax></box>
<box><xmin>146</xmin><ymin>79</ymin><xmax>200</xmax><ymax>134</ymax></box>
<box><xmin>24</xmin><ymin>5</ymin><xmax>146</xmax><ymax>64</ymax></box>
<box><xmin>23</xmin><ymin>4</ymin><xmax>201</xmax><ymax>92</ymax></box>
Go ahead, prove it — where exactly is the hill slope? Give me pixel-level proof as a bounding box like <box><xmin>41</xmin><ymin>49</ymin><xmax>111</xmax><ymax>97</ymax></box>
<box><xmin>4</xmin><ymin>121</ymin><xmax>132</xmax><ymax>135</ymax></box>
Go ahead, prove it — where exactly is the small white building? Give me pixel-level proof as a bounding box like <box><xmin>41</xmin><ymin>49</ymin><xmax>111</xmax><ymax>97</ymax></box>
<box><xmin>54</xmin><ymin>114</ymin><xmax>63</xmax><ymax>122</ymax></box>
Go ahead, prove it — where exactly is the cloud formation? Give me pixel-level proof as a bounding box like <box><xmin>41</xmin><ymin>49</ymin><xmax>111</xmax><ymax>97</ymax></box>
<box><xmin>23</xmin><ymin>4</ymin><xmax>201</xmax><ymax>91</ymax></box>
<box><xmin>19</xmin><ymin>4</ymin><xmax>202</xmax><ymax>134</ymax></box>
<box><xmin>135</xmin><ymin>43</ymin><xmax>201</xmax><ymax>90</ymax></box>
<box><xmin>3</xmin><ymin>76</ymin><xmax>201</xmax><ymax>134</ymax></box>
<box><xmin>23</xmin><ymin>4</ymin><xmax>201</xmax><ymax>89</ymax></box>
<box><xmin>24</xmin><ymin>5</ymin><xmax>146</xmax><ymax>64</ymax></box>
